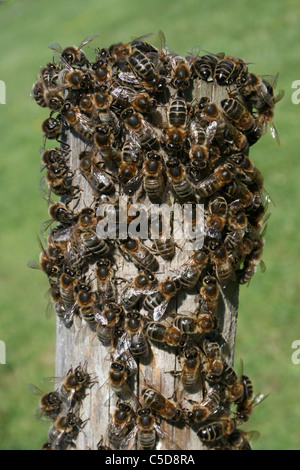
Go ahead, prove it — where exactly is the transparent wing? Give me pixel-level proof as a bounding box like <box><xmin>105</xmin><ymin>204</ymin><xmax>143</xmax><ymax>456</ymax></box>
<box><xmin>79</xmin><ymin>34</ymin><xmax>100</xmax><ymax>49</ymax></box>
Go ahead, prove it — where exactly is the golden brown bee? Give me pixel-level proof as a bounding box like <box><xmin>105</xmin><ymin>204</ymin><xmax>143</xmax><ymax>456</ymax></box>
<box><xmin>39</xmin><ymin>62</ymin><xmax>60</xmax><ymax>87</ymax></box>
<box><xmin>91</xmin><ymin>59</ymin><xmax>112</xmax><ymax>84</ymax></box>
<box><xmin>174</xmin><ymin>248</ymin><xmax>209</xmax><ymax>289</ymax></box>
<box><xmin>28</xmin><ymin>384</ymin><xmax>63</xmax><ymax>421</ymax></box>
<box><xmin>214</xmin><ymin>55</ymin><xmax>248</xmax><ymax>86</ymax></box>
<box><xmin>209</xmin><ymin>240</ymin><xmax>235</xmax><ymax>284</ymax></box>
<box><xmin>121</xmin><ymin>270</ymin><xmax>156</xmax><ymax>310</ymax></box>
<box><xmin>142</xmin><ymin>387</ymin><xmax>182</xmax><ymax>423</ymax></box>
<box><xmin>239</xmin><ymin>72</ymin><xmax>279</xmax><ymax>111</ymax></box>
<box><xmin>143</xmin><ymin>278</ymin><xmax>182</xmax><ymax>321</ymax></box>
<box><xmin>172</xmin><ymin>344</ymin><xmax>202</xmax><ymax>390</ymax></box>
<box><xmin>59</xmin><ymin>266</ymin><xmax>78</xmax><ymax>323</ymax></box>
<box><xmin>144</xmin><ymin>321</ymin><xmax>186</xmax><ymax>348</ymax></box>
<box><xmin>223</xmin><ymin>179</ymin><xmax>254</xmax><ymax>210</ymax></box>
<box><xmin>184</xmin><ymin>385</ymin><xmax>222</xmax><ymax>423</ymax></box>
<box><xmin>61</xmin><ymin>102</ymin><xmax>95</xmax><ymax>142</ymax></box>
<box><xmin>166</xmin><ymin>158</ymin><xmax>196</xmax><ymax>201</ymax></box>
<box><xmin>49</xmin><ymin>34</ymin><xmax>99</xmax><ymax>66</ymax></box>
<box><xmin>202</xmin><ymin>339</ymin><xmax>224</xmax><ymax>383</ymax></box>
<box><xmin>163</xmin><ymin>98</ymin><xmax>188</xmax><ymax>152</ymax></box>
<box><xmin>197</xmin><ymin>416</ymin><xmax>237</xmax><ymax>442</ymax></box>
<box><xmin>118</xmin><ymin>237</ymin><xmax>159</xmax><ymax>272</ymax></box>
<box><xmin>75</xmin><ymin>278</ymin><xmax>98</xmax><ymax>325</ymax></box>
<box><xmin>41</xmin><ymin>165</ymin><xmax>79</xmax><ymax>199</ymax></box>
<box><xmin>31</xmin><ymin>80</ymin><xmax>64</xmax><ymax>110</ymax></box>
<box><xmin>108</xmin><ymin>402</ymin><xmax>135</xmax><ymax>449</ymax></box>
<box><xmin>196</xmin><ymin>163</ymin><xmax>234</xmax><ymax>198</ymax></box>
<box><xmin>174</xmin><ymin>313</ymin><xmax>218</xmax><ymax>336</ymax></box>
<box><xmin>221</xmin><ymin>97</ymin><xmax>255</xmax><ymax>133</ymax></box>
<box><xmin>27</xmin><ymin>237</ymin><xmax>61</xmax><ymax>279</ymax></box>
<box><xmin>199</xmin><ymin>275</ymin><xmax>220</xmax><ymax>316</ymax></box>
<box><xmin>47</xmin><ymin>363</ymin><xmax>93</xmax><ymax>407</ymax></box>
<box><xmin>205</xmin><ymin>196</ymin><xmax>228</xmax><ymax>240</ymax></box>
<box><xmin>230</xmin><ymin>153</ymin><xmax>264</xmax><ymax>190</ymax></box>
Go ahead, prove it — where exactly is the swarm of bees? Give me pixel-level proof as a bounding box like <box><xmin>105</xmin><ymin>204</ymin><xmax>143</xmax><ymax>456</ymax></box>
<box><xmin>30</xmin><ymin>32</ymin><xmax>282</xmax><ymax>450</ymax></box>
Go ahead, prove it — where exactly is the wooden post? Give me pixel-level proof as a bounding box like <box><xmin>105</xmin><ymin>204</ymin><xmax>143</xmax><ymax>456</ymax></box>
<box><xmin>54</xmin><ymin>81</ymin><xmax>239</xmax><ymax>451</ymax></box>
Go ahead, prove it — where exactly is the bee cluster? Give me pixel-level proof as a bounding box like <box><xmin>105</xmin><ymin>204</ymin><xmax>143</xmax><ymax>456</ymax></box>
<box><xmin>30</xmin><ymin>32</ymin><xmax>281</xmax><ymax>450</ymax></box>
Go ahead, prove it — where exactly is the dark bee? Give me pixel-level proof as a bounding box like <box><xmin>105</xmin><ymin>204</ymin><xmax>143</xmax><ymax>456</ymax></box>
<box><xmin>95</xmin><ymin>302</ymin><xmax>123</xmax><ymax>346</ymax></box>
<box><xmin>196</xmin><ymin>164</ymin><xmax>234</xmax><ymax>198</ymax></box>
<box><xmin>221</xmin><ymin>97</ymin><xmax>255</xmax><ymax>134</ymax></box>
<box><xmin>209</xmin><ymin>240</ymin><xmax>235</xmax><ymax>284</ymax></box>
<box><xmin>28</xmin><ymin>384</ymin><xmax>63</xmax><ymax>421</ymax></box>
<box><xmin>61</xmin><ymin>102</ymin><xmax>95</xmax><ymax>142</ymax></box>
<box><xmin>41</xmin><ymin>116</ymin><xmax>63</xmax><ymax>142</ymax></box>
<box><xmin>202</xmin><ymin>339</ymin><xmax>225</xmax><ymax>383</ymax></box>
<box><xmin>166</xmin><ymin>158</ymin><xmax>196</xmax><ymax>201</ymax></box>
<box><xmin>48</xmin><ymin>411</ymin><xmax>88</xmax><ymax>450</ymax></box>
<box><xmin>174</xmin><ymin>248</ymin><xmax>209</xmax><ymax>289</ymax></box>
<box><xmin>174</xmin><ymin>312</ymin><xmax>218</xmax><ymax>336</ymax></box>
<box><xmin>197</xmin><ymin>417</ymin><xmax>237</xmax><ymax>442</ymax></box>
<box><xmin>214</xmin><ymin>55</ymin><xmax>248</xmax><ymax>86</ymax></box>
<box><xmin>79</xmin><ymin>150</ymin><xmax>115</xmax><ymax>196</ymax></box>
<box><xmin>95</xmin><ymin>258</ymin><xmax>116</xmax><ymax>305</ymax></box>
<box><xmin>192</xmin><ymin>53</ymin><xmax>218</xmax><ymax>81</ymax></box>
<box><xmin>124</xmin><ymin>311</ymin><xmax>149</xmax><ymax>358</ymax></box>
<box><xmin>184</xmin><ymin>385</ymin><xmax>222</xmax><ymax>424</ymax></box>
<box><xmin>170</xmin><ymin>57</ymin><xmax>191</xmax><ymax>90</ymax></box>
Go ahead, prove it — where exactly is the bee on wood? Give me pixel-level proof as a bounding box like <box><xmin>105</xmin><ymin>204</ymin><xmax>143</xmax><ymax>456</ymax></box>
<box><xmin>143</xmin><ymin>278</ymin><xmax>182</xmax><ymax>321</ymax></box>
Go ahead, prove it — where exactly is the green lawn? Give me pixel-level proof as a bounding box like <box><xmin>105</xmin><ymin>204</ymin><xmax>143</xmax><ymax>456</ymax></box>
<box><xmin>0</xmin><ymin>0</ymin><xmax>299</xmax><ymax>450</ymax></box>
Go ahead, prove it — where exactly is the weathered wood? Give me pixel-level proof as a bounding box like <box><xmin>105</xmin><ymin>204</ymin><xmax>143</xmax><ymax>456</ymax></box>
<box><xmin>55</xmin><ymin>81</ymin><xmax>239</xmax><ymax>450</ymax></box>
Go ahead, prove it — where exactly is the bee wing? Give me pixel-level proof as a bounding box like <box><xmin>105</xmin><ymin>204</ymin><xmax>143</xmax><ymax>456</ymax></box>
<box><xmin>119</xmin><ymin>425</ymin><xmax>138</xmax><ymax>450</ymax></box>
<box><xmin>28</xmin><ymin>383</ymin><xmax>44</xmax><ymax>396</ymax></box>
<box><xmin>48</xmin><ymin>42</ymin><xmax>63</xmax><ymax>53</ymax></box>
<box><xmin>153</xmin><ymin>298</ymin><xmax>170</xmax><ymax>322</ymax></box>
<box><xmin>205</xmin><ymin>121</ymin><xmax>218</xmax><ymax>145</ymax></box>
<box><xmin>153</xmin><ymin>423</ymin><xmax>182</xmax><ymax>450</ymax></box>
<box><xmin>269</xmin><ymin>121</ymin><xmax>280</xmax><ymax>145</ymax></box>
<box><xmin>78</xmin><ymin>33</ymin><xmax>100</xmax><ymax>49</ymax></box>
<box><xmin>27</xmin><ymin>258</ymin><xmax>40</xmax><ymax>270</ymax></box>
<box><xmin>39</xmin><ymin>175</ymin><xmax>51</xmax><ymax>202</ymax></box>
<box><xmin>40</xmin><ymin>218</ymin><xmax>54</xmax><ymax>236</ymax></box>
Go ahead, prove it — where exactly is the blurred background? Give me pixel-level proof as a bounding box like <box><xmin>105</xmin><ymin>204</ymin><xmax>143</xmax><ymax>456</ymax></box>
<box><xmin>0</xmin><ymin>0</ymin><xmax>298</xmax><ymax>450</ymax></box>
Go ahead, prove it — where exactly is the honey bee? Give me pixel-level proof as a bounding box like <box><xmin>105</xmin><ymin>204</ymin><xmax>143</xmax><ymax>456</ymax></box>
<box><xmin>197</xmin><ymin>416</ymin><xmax>237</xmax><ymax>442</ymax></box>
<box><xmin>121</xmin><ymin>270</ymin><xmax>156</xmax><ymax>310</ymax></box>
<box><xmin>209</xmin><ymin>240</ymin><xmax>235</xmax><ymax>284</ymax></box>
<box><xmin>202</xmin><ymin>339</ymin><xmax>224</xmax><ymax>383</ymax></box>
<box><xmin>94</xmin><ymin>124</ymin><xmax>121</xmax><ymax>164</ymax></box>
<box><xmin>46</xmin><ymin>363</ymin><xmax>93</xmax><ymax>407</ymax></box>
<box><xmin>142</xmin><ymin>152</ymin><xmax>165</xmax><ymax>202</ymax></box>
<box><xmin>48</xmin><ymin>411</ymin><xmax>88</xmax><ymax>450</ymax></box>
<box><xmin>98</xmin><ymin>359</ymin><xmax>136</xmax><ymax>399</ymax></box>
<box><xmin>118</xmin><ymin>237</ymin><xmax>159</xmax><ymax>272</ymax></box>
<box><xmin>224</xmin><ymin>207</ymin><xmax>248</xmax><ymax>265</ymax></box>
<box><xmin>31</xmin><ymin>80</ymin><xmax>64</xmax><ymax>110</ymax></box>
<box><xmin>107</xmin><ymin>402</ymin><xmax>135</xmax><ymax>449</ymax></box>
<box><xmin>239</xmin><ymin>72</ymin><xmax>280</xmax><ymax>111</ymax></box>
<box><xmin>205</xmin><ymin>196</ymin><xmax>228</xmax><ymax>240</ymax></box>
<box><xmin>226</xmin><ymin>429</ymin><xmax>258</xmax><ymax>450</ymax></box>
<box><xmin>94</xmin><ymin>258</ymin><xmax>116</xmax><ymax>305</ymax></box>
<box><xmin>41</xmin><ymin>165</ymin><xmax>79</xmax><ymax>199</ymax></box>
<box><xmin>237</xmin><ymin>231</ymin><xmax>265</xmax><ymax>285</ymax></box>
<box><xmin>127</xmin><ymin>47</ymin><xmax>166</xmax><ymax>92</ymax></box>
<box><xmin>46</xmin><ymin>279</ymin><xmax>66</xmax><ymax>321</ymax></box>
<box><xmin>61</xmin><ymin>102</ymin><xmax>95</xmax><ymax>142</ymax></box>
<box><xmin>171</xmin><ymin>343</ymin><xmax>202</xmax><ymax>390</ymax></box>
<box><xmin>143</xmin><ymin>278</ymin><xmax>182</xmax><ymax>321</ymax></box>
<box><xmin>142</xmin><ymin>387</ymin><xmax>182</xmax><ymax>423</ymax></box>
<box><xmin>144</xmin><ymin>321</ymin><xmax>186</xmax><ymax>348</ymax></box>
<box><xmin>91</xmin><ymin>59</ymin><xmax>112</xmax><ymax>84</ymax></box>
<box><xmin>39</xmin><ymin>62</ymin><xmax>60</xmax><ymax>87</ymax></box>
<box><xmin>95</xmin><ymin>302</ymin><xmax>123</xmax><ymax>346</ymax></box>
<box><xmin>41</xmin><ymin>115</ymin><xmax>64</xmax><ymax>143</ymax></box>
<box><xmin>170</xmin><ymin>57</ymin><xmax>191</xmax><ymax>90</ymax></box>
<box><xmin>121</xmin><ymin>107</ymin><xmax>158</xmax><ymax>148</ymax></box>
<box><xmin>57</xmin><ymin>61</ymin><xmax>85</xmax><ymax>90</ymax></box>
<box><xmin>230</xmin><ymin>153</ymin><xmax>264</xmax><ymax>190</ymax></box>
<box><xmin>173</xmin><ymin>248</ymin><xmax>209</xmax><ymax>289</ymax></box>
<box><xmin>173</xmin><ymin>313</ymin><xmax>218</xmax><ymax>336</ymax></box>
<box><xmin>120</xmin><ymin>407</ymin><xmax>182</xmax><ymax>450</ymax></box>
<box><xmin>40</xmin><ymin>146</ymin><xmax>70</xmax><ymax>171</ymax></box>
<box><xmin>27</xmin><ymin>236</ymin><xmax>61</xmax><ymax>279</ymax></box>
<box><xmin>221</xmin><ymin>97</ymin><xmax>255</xmax><ymax>134</ymax></box>
<box><xmin>214</xmin><ymin>55</ymin><xmax>248</xmax><ymax>86</ymax></box>
<box><xmin>48</xmin><ymin>34</ymin><xmax>99</xmax><ymax>66</ymax></box>
<box><xmin>192</xmin><ymin>53</ymin><xmax>218</xmax><ymax>81</ymax></box>
<box><xmin>59</xmin><ymin>266</ymin><xmax>78</xmax><ymax>323</ymax></box>
<box><xmin>184</xmin><ymin>385</ymin><xmax>222</xmax><ymax>424</ymax></box>
<box><xmin>223</xmin><ymin>179</ymin><xmax>254</xmax><ymax>210</ymax></box>
<box><xmin>221</xmin><ymin>362</ymin><xmax>244</xmax><ymax>403</ymax></box>
<box><xmin>150</xmin><ymin>212</ymin><xmax>177</xmax><ymax>261</ymax></box>
<box><xmin>79</xmin><ymin>150</ymin><xmax>115</xmax><ymax>196</ymax></box>
<box><xmin>163</xmin><ymin>98</ymin><xmax>188</xmax><ymax>152</ymax></box>
<box><xmin>166</xmin><ymin>158</ymin><xmax>196</xmax><ymax>201</ymax></box>
<box><xmin>75</xmin><ymin>278</ymin><xmax>99</xmax><ymax>325</ymax></box>
<box><xmin>28</xmin><ymin>384</ymin><xmax>63</xmax><ymax>421</ymax></box>
<box><xmin>196</xmin><ymin>164</ymin><xmax>234</xmax><ymax>198</ymax></box>
<box><xmin>122</xmin><ymin>311</ymin><xmax>149</xmax><ymax>358</ymax></box>
<box><xmin>235</xmin><ymin>376</ymin><xmax>266</xmax><ymax>422</ymax></box>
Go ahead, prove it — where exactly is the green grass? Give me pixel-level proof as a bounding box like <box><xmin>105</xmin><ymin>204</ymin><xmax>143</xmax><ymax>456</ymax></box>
<box><xmin>0</xmin><ymin>0</ymin><xmax>299</xmax><ymax>450</ymax></box>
